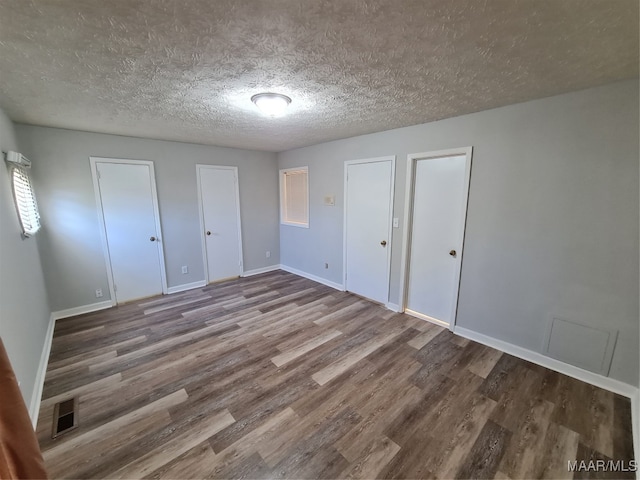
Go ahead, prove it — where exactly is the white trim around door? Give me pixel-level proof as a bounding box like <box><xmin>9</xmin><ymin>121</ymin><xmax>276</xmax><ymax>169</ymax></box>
<box><xmin>90</xmin><ymin>157</ymin><xmax>168</xmax><ymax>305</ymax></box>
<box><xmin>399</xmin><ymin>147</ymin><xmax>473</xmax><ymax>331</ymax></box>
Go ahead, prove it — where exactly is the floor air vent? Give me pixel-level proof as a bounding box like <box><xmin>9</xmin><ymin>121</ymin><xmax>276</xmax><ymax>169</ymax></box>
<box><xmin>52</xmin><ymin>397</ymin><xmax>78</xmax><ymax>438</ymax></box>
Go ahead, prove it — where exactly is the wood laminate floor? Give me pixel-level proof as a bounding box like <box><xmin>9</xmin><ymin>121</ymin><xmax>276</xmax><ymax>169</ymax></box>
<box><xmin>37</xmin><ymin>271</ymin><xmax>635</xmax><ymax>479</ymax></box>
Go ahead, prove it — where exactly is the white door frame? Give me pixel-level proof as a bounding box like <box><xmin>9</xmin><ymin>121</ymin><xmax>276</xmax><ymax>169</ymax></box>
<box><xmin>90</xmin><ymin>157</ymin><xmax>168</xmax><ymax>305</ymax></box>
<box><xmin>196</xmin><ymin>164</ymin><xmax>244</xmax><ymax>283</ymax></box>
<box><xmin>399</xmin><ymin>147</ymin><xmax>473</xmax><ymax>331</ymax></box>
<box><xmin>343</xmin><ymin>155</ymin><xmax>396</xmax><ymax>304</ymax></box>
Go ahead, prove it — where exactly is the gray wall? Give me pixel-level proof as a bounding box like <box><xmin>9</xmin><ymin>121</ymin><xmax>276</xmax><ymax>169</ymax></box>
<box><xmin>15</xmin><ymin>126</ymin><xmax>280</xmax><ymax>311</ymax></box>
<box><xmin>0</xmin><ymin>108</ymin><xmax>51</xmax><ymax>406</ymax></box>
<box><xmin>278</xmin><ymin>79</ymin><xmax>639</xmax><ymax>386</ymax></box>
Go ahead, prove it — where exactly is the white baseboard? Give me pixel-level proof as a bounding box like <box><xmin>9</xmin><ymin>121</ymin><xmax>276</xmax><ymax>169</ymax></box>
<box><xmin>166</xmin><ymin>280</ymin><xmax>207</xmax><ymax>295</ymax></box>
<box><xmin>51</xmin><ymin>300</ymin><xmax>113</xmax><ymax>321</ymax></box>
<box><xmin>241</xmin><ymin>265</ymin><xmax>281</xmax><ymax>277</ymax></box>
<box><xmin>386</xmin><ymin>303</ymin><xmax>401</xmax><ymax>313</ymax></box>
<box><xmin>29</xmin><ymin>313</ymin><xmax>56</xmax><ymax>427</ymax></box>
<box><xmin>33</xmin><ymin>300</ymin><xmax>113</xmax><ymax>425</ymax></box>
<box><xmin>454</xmin><ymin>326</ymin><xmax>638</xmax><ymax>399</ymax></box>
<box><xmin>280</xmin><ymin>264</ymin><xmax>344</xmax><ymax>291</ymax></box>
<box><xmin>632</xmin><ymin>389</ymin><xmax>639</xmax><ymax>471</ymax></box>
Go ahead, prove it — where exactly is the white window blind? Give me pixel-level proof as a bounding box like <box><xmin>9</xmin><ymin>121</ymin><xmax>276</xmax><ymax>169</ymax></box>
<box><xmin>11</xmin><ymin>166</ymin><xmax>41</xmax><ymax>236</ymax></box>
<box><xmin>280</xmin><ymin>167</ymin><xmax>309</xmax><ymax>227</ymax></box>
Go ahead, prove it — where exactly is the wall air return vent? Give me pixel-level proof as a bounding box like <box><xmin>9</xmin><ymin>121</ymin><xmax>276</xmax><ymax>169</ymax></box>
<box><xmin>543</xmin><ymin>315</ymin><xmax>618</xmax><ymax>376</ymax></box>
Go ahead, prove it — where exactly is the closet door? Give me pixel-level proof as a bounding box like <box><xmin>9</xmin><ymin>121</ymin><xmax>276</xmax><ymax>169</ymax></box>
<box><xmin>344</xmin><ymin>157</ymin><xmax>395</xmax><ymax>304</ymax></box>
<box><xmin>92</xmin><ymin>159</ymin><xmax>166</xmax><ymax>303</ymax></box>
<box><xmin>197</xmin><ymin>165</ymin><xmax>243</xmax><ymax>283</ymax></box>
<box><xmin>405</xmin><ymin>150</ymin><xmax>471</xmax><ymax>327</ymax></box>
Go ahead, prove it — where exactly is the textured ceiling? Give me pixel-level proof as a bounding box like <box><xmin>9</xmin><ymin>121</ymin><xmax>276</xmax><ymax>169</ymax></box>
<box><xmin>0</xmin><ymin>0</ymin><xmax>638</xmax><ymax>152</ymax></box>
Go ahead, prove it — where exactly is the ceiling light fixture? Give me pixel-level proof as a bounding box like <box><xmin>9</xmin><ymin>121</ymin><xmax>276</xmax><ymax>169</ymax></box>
<box><xmin>251</xmin><ymin>92</ymin><xmax>291</xmax><ymax>117</ymax></box>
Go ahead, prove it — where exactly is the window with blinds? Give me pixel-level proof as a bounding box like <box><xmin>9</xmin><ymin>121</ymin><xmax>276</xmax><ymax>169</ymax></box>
<box><xmin>11</xmin><ymin>166</ymin><xmax>41</xmax><ymax>237</ymax></box>
<box><xmin>280</xmin><ymin>167</ymin><xmax>309</xmax><ymax>227</ymax></box>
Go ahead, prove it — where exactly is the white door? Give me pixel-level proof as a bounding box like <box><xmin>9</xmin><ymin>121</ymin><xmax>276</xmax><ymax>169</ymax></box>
<box><xmin>197</xmin><ymin>166</ymin><xmax>243</xmax><ymax>283</ymax></box>
<box><xmin>405</xmin><ymin>150</ymin><xmax>472</xmax><ymax>327</ymax></box>
<box><xmin>344</xmin><ymin>157</ymin><xmax>395</xmax><ymax>304</ymax></box>
<box><xmin>93</xmin><ymin>160</ymin><xmax>166</xmax><ymax>304</ymax></box>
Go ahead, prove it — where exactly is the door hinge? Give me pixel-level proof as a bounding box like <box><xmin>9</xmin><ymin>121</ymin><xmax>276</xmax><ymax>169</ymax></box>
<box><xmin>96</xmin><ymin>169</ymin><xmax>101</xmax><ymax>180</ymax></box>
<box><xmin>113</xmin><ymin>284</ymin><xmax>117</xmax><ymax>292</ymax></box>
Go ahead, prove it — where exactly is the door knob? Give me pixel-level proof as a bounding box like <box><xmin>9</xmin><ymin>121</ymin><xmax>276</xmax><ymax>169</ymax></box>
<box><xmin>150</xmin><ymin>236</ymin><xmax>157</xmax><ymax>242</ymax></box>
<box><xmin>449</xmin><ymin>249</ymin><xmax>456</xmax><ymax>257</ymax></box>
<box><xmin>380</xmin><ymin>240</ymin><xmax>387</xmax><ymax>247</ymax></box>
<box><xmin>206</xmin><ymin>231</ymin><xmax>211</xmax><ymax>236</ymax></box>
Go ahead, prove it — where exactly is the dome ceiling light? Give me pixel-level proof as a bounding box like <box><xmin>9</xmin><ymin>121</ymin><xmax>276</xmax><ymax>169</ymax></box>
<box><xmin>251</xmin><ymin>92</ymin><xmax>292</xmax><ymax>117</ymax></box>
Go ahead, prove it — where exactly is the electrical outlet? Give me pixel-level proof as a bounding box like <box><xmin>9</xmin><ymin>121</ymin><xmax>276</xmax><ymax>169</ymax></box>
<box><xmin>324</xmin><ymin>262</ymin><xmax>329</xmax><ymax>269</ymax></box>
<box><xmin>266</xmin><ymin>251</ymin><xmax>271</xmax><ymax>258</ymax></box>
<box><xmin>181</xmin><ymin>265</ymin><xmax>188</xmax><ymax>274</ymax></box>
<box><xmin>95</xmin><ymin>288</ymin><xmax>103</xmax><ymax>298</ymax></box>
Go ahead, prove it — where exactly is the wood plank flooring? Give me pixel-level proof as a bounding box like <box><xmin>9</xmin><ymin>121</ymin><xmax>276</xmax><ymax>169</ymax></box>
<box><xmin>37</xmin><ymin>271</ymin><xmax>635</xmax><ymax>479</ymax></box>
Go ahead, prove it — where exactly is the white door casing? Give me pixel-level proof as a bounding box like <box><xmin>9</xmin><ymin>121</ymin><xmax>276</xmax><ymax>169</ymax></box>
<box><xmin>400</xmin><ymin>147</ymin><xmax>472</xmax><ymax>329</ymax></box>
<box><xmin>344</xmin><ymin>156</ymin><xmax>395</xmax><ymax>304</ymax></box>
<box><xmin>90</xmin><ymin>158</ymin><xmax>167</xmax><ymax>304</ymax></box>
<box><xmin>197</xmin><ymin>165</ymin><xmax>243</xmax><ymax>283</ymax></box>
